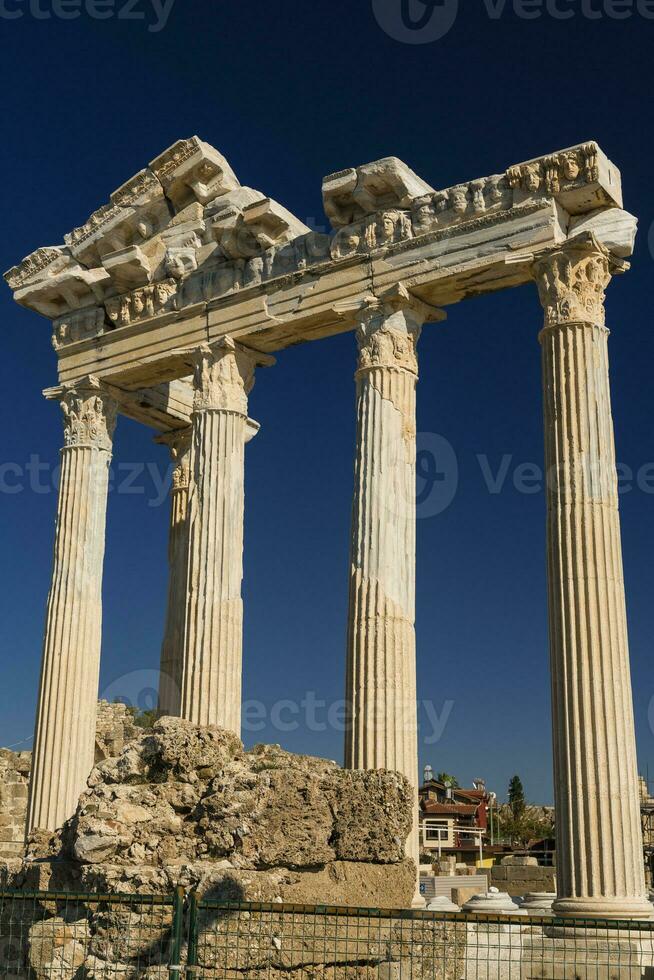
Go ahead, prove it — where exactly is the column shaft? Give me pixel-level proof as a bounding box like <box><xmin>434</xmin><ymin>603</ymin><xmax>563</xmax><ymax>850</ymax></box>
<box><xmin>157</xmin><ymin>429</ymin><xmax>191</xmax><ymax>717</ymax></box>
<box><xmin>345</xmin><ymin>301</ymin><xmax>423</xmax><ymax>893</ymax></box>
<box><xmin>536</xmin><ymin>238</ymin><xmax>650</xmax><ymax>918</ymax></box>
<box><xmin>27</xmin><ymin>380</ymin><xmax>116</xmax><ymax>834</ymax></box>
<box><xmin>180</xmin><ymin>338</ymin><xmax>268</xmax><ymax>733</ymax></box>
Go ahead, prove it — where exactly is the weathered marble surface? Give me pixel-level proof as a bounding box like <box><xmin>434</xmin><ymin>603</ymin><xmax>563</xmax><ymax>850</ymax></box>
<box><xmin>4</xmin><ymin>138</ymin><xmax>631</xmax><ymax>416</ymax></box>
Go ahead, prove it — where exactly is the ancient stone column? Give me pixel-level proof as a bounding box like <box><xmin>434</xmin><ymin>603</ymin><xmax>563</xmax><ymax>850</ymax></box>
<box><xmin>27</xmin><ymin>378</ymin><xmax>117</xmax><ymax>834</ymax></box>
<box><xmin>535</xmin><ymin>234</ymin><xmax>651</xmax><ymax>919</ymax></box>
<box><xmin>180</xmin><ymin>338</ymin><xmax>269</xmax><ymax>733</ymax></box>
<box><xmin>157</xmin><ymin>427</ymin><xmax>191</xmax><ymax>717</ymax></box>
<box><xmin>345</xmin><ymin>291</ymin><xmax>440</xmax><ymax>904</ymax></box>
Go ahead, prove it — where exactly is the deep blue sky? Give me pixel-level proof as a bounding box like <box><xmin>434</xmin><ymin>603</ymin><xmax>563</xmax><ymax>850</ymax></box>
<box><xmin>1</xmin><ymin>1</ymin><xmax>653</xmax><ymax>805</ymax></box>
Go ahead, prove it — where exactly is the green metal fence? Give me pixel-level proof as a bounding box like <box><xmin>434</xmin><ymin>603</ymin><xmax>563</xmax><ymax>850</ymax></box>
<box><xmin>185</xmin><ymin>899</ymin><xmax>654</xmax><ymax>979</ymax></box>
<box><xmin>3</xmin><ymin>888</ymin><xmax>654</xmax><ymax>978</ymax></box>
<box><xmin>0</xmin><ymin>888</ymin><xmax>184</xmax><ymax>978</ymax></box>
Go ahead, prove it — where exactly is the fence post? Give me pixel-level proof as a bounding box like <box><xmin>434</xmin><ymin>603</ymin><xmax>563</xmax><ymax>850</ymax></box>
<box><xmin>169</xmin><ymin>885</ymin><xmax>185</xmax><ymax>979</ymax></box>
<box><xmin>187</xmin><ymin>890</ymin><xmax>199</xmax><ymax>976</ymax></box>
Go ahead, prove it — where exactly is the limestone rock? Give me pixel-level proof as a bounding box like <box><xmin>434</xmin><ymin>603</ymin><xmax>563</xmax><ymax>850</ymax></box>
<box><xmin>28</xmin><ymin>917</ymin><xmax>90</xmax><ymax>979</ymax></box>
<box><xmin>19</xmin><ymin>719</ymin><xmax>414</xmax><ymax>910</ymax></box>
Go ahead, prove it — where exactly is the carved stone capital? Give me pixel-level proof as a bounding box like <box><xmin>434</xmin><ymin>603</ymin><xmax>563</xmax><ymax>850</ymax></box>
<box><xmin>156</xmin><ymin>427</ymin><xmax>192</xmax><ymax>491</ymax></box>
<box><xmin>355</xmin><ymin>286</ymin><xmax>443</xmax><ymax>376</ymax></box>
<box><xmin>533</xmin><ymin>234</ymin><xmax>612</xmax><ymax>331</ymax></box>
<box><xmin>356</xmin><ymin>315</ymin><xmax>421</xmax><ymax>376</ymax></box>
<box><xmin>50</xmin><ymin>377</ymin><xmax>117</xmax><ymax>452</ymax></box>
<box><xmin>191</xmin><ymin>337</ymin><xmax>258</xmax><ymax>414</ymax></box>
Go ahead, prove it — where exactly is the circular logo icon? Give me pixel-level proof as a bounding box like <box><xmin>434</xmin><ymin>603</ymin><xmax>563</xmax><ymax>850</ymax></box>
<box><xmin>372</xmin><ymin>0</ymin><xmax>459</xmax><ymax>44</ymax></box>
<box><xmin>416</xmin><ymin>431</ymin><xmax>459</xmax><ymax>518</ymax></box>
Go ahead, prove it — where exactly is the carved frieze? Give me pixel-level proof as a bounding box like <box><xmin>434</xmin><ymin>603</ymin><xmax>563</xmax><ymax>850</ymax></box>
<box><xmin>4</xmin><ymin>138</ymin><xmax>626</xmax><ymax>353</ymax></box>
<box><xmin>533</xmin><ymin>235</ymin><xmax>611</xmax><ymax>328</ymax></box>
<box><xmin>65</xmin><ymin>169</ymin><xmax>164</xmax><ymax>255</ymax></box>
<box><xmin>150</xmin><ymin>138</ymin><xmax>201</xmax><ymax>182</ymax></box>
<box><xmin>507</xmin><ymin>142</ymin><xmax>599</xmax><ymax>197</ymax></box>
<box><xmin>323</xmin><ymin>157</ymin><xmax>434</xmax><ymax>228</ymax></box>
<box><xmin>332</xmin><ymin>208</ymin><xmax>413</xmax><ymax>260</ymax></box>
<box><xmin>52</xmin><ymin>307</ymin><xmax>105</xmax><ymax>351</ymax></box>
<box><xmin>4</xmin><ymin>247</ymin><xmax>68</xmax><ymax>291</ymax></box>
<box><xmin>410</xmin><ymin>175</ymin><xmax>512</xmax><ymax>238</ymax></box>
<box><xmin>105</xmin><ymin>277</ymin><xmax>178</xmax><ymax>327</ymax></box>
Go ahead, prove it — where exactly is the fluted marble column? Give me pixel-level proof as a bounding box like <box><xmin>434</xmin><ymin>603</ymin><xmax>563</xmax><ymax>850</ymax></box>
<box><xmin>157</xmin><ymin>427</ymin><xmax>191</xmax><ymax>717</ymax></box>
<box><xmin>345</xmin><ymin>292</ymin><xmax>441</xmax><ymax>904</ymax></box>
<box><xmin>27</xmin><ymin>378</ymin><xmax>117</xmax><ymax>834</ymax></box>
<box><xmin>180</xmin><ymin>337</ymin><xmax>270</xmax><ymax>733</ymax></box>
<box><xmin>535</xmin><ymin>234</ymin><xmax>651</xmax><ymax>919</ymax></box>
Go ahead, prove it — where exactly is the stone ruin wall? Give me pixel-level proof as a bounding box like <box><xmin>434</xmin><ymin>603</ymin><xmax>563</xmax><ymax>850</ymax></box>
<box><xmin>0</xmin><ymin>719</ymin><xmax>436</xmax><ymax>978</ymax></box>
<box><xmin>0</xmin><ymin>701</ymin><xmax>140</xmax><ymax>858</ymax></box>
<box><xmin>0</xmin><ymin>750</ymin><xmax>30</xmax><ymax>859</ymax></box>
<box><xmin>490</xmin><ymin>857</ymin><xmax>556</xmax><ymax>897</ymax></box>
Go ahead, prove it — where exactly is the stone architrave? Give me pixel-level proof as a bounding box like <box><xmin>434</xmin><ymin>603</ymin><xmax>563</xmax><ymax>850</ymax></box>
<box><xmin>535</xmin><ymin>234</ymin><xmax>652</xmax><ymax>919</ymax></box>
<box><xmin>344</xmin><ymin>287</ymin><xmax>444</xmax><ymax>905</ymax></box>
<box><xmin>180</xmin><ymin>338</ymin><xmax>271</xmax><ymax>733</ymax></box>
<box><xmin>27</xmin><ymin>378</ymin><xmax>117</xmax><ymax>834</ymax></box>
<box><xmin>157</xmin><ymin>427</ymin><xmax>192</xmax><ymax>717</ymax></box>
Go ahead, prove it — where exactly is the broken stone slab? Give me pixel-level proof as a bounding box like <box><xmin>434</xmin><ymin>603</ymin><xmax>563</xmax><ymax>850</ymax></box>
<box><xmin>18</xmin><ymin>718</ymin><xmax>416</xmax><ymax>908</ymax></box>
<box><xmin>150</xmin><ymin>136</ymin><xmax>240</xmax><ymax>210</ymax></box>
<box><xmin>323</xmin><ymin>156</ymin><xmax>435</xmax><ymax>228</ymax></box>
<box><xmin>569</xmin><ymin>207</ymin><xmax>638</xmax><ymax>259</ymax></box>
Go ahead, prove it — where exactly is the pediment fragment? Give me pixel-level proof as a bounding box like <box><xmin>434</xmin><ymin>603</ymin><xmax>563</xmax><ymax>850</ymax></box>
<box><xmin>323</xmin><ymin>157</ymin><xmax>435</xmax><ymax>229</ymax></box>
<box><xmin>150</xmin><ymin>136</ymin><xmax>240</xmax><ymax>209</ymax></box>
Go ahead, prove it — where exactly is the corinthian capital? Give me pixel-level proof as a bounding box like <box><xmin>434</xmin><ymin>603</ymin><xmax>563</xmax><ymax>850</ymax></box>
<box><xmin>533</xmin><ymin>234</ymin><xmax>612</xmax><ymax>330</ymax></box>
<box><xmin>192</xmin><ymin>337</ymin><xmax>274</xmax><ymax>413</ymax></box>
<box><xmin>355</xmin><ymin>285</ymin><xmax>444</xmax><ymax>376</ymax></box>
<box><xmin>156</xmin><ymin>427</ymin><xmax>192</xmax><ymax>491</ymax></box>
<box><xmin>356</xmin><ymin>315</ymin><xmax>421</xmax><ymax>376</ymax></box>
<box><xmin>50</xmin><ymin>377</ymin><xmax>117</xmax><ymax>452</ymax></box>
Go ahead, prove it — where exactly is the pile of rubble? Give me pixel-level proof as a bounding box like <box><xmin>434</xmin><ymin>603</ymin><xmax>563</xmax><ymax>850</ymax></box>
<box><xmin>1</xmin><ymin>719</ymin><xmax>463</xmax><ymax>978</ymax></box>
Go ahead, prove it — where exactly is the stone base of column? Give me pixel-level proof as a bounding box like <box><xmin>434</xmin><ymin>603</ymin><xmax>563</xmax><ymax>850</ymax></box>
<box><xmin>552</xmin><ymin>896</ymin><xmax>653</xmax><ymax>920</ymax></box>
<box><xmin>523</xmin><ymin>931</ymin><xmax>654</xmax><ymax>979</ymax></box>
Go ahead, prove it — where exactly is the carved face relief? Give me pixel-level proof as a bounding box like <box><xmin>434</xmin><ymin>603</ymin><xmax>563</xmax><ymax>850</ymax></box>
<box><xmin>562</xmin><ymin>153</ymin><xmax>581</xmax><ymax>181</ymax></box>
<box><xmin>450</xmin><ymin>188</ymin><xmax>468</xmax><ymax>215</ymax></box>
<box><xmin>470</xmin><ymin>182</ymin><xmax>486</xmax><ymax>213</ymax></box>
<box><xmin>119</xmin><ymin>297</ymin><xmax>131</xmax><ymax>325</ymax></box>
<box><xmin>380</xmin><ymin>213</ymin><xmax>396</xmax><ymax>242</ymax></box>
<box><xmin>332</xmin><ymin>228</ymin><xmax>361</xmax><ymax>259</ymax></box>
<box><xmin>154</xmin><ymin>281</ymin><xmax>175</xmax><ymax>307</ymax></box>
<box><xmin>523</xmin><ymin>165</ymin><xmax>542</xmax><ymax>192</ymax></box>
<box><xmin>433</xmin><ymin>193</ymin><xmax>448</xmax><ymax>213</ymax></box>
<box><xmin>412</xmin><ymin>201</ymin><xmax>436</xmax><ymax>236</ymax></box>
